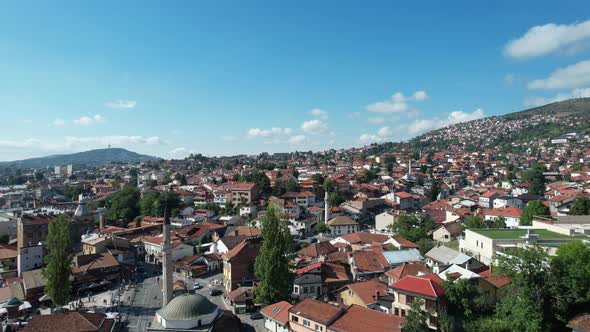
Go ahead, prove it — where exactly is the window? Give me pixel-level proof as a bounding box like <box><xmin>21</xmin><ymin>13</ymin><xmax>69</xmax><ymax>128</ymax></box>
<box><xmin>315</xmin><ymin>324</ymin><xmax>323</xmax><ymax>331</ymax></box>
<box><xmin>294</xmin><ymin>286</ymin><xmax>299</xmax><ymax>294</ymax></box>
<box><xmin>348</xmin><ymin>289</ymin><xmax>353</xmax><ymax>296</ymax></box>
<box><xmin>291</xmin><ymin>316</ymin><xmax>299</xmax><ymax>323</ymax></box>
<box><xmin>303</xmin><ymin>319</ymin><xmax>310</xmax><ymax>327</ymax></box>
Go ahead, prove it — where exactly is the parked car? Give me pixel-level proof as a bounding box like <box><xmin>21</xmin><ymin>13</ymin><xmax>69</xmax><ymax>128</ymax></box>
<box><xmin>209</xmin><ymin>289</ymin><xmax>222</xmax><ymax>296</ymax></box>
<box><xmin>193</xmin><ymin>282</ymin><xmax>203</xmax><ymax>290</ymax></box>
<box><xmin>249</xmin><ymin>312</ymin><xmax>263</xmax><ymax>320</ymax></box>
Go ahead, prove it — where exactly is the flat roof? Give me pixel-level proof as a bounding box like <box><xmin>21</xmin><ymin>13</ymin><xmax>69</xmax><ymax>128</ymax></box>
<box><xmin>473</xmin><ymin>229</ymin><xmax>583</xmax><ymax>240</ymax></box>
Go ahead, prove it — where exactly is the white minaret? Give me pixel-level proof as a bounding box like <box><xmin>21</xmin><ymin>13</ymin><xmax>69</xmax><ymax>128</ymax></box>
<box><xmin>162</xmin><ymin>213</ymin><xmax>173</xmax><ymax>306</ymax></box>
<box><xmin>324</xmin><ymin>191</ymin><xmax>330</xmax><ymax>222</ymax></box>
<box><xmin>408</xmin><ymin>159</ymin><xmax>412</xmax><ymax>176</ymax></box>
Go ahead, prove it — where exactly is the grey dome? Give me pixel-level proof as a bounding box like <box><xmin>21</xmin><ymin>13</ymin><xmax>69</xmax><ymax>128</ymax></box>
<box><xmin>157</xmin><ymin>294</ymin><xmax>218</xmax><ymax>321</ymax></box>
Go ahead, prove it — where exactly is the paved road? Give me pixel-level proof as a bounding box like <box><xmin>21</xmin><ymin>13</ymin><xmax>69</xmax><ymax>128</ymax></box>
<box><xmin>122</xmin><ymin>264</ymin><xmax>162</xmax><ymax>332</ymax></box>
<box><xmin>122</xmin><ymin>265</ymin><xmax>264</xmax><ymax>331</ymax></box>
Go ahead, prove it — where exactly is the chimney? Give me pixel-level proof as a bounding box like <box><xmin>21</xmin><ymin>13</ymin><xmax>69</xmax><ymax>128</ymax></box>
<box><xmin>375</xmin><ymin>290</ymin><xmax>380</xmax><ymax>300</ymax></box>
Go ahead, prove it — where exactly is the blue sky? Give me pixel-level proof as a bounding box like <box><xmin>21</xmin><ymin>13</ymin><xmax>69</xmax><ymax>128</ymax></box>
<box><xmin>1</xmin><ymin>1</ymin><xmax>590</xmax><ymax>161</ymax></box>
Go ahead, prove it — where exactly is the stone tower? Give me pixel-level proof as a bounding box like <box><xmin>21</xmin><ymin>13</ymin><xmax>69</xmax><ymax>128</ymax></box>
<box><xmin>162</xmin><ymin>213</ymin><xmax>173</xmax><ymax>306</ymax></box>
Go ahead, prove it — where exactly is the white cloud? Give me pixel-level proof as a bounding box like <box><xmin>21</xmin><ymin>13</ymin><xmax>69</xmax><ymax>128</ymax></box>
<box><xmin>377</xmin><ymin>126</ymin><xmax>394</xmax><ymax>137</ymax></box>
<box><xmin>367</xmin><ymin>117</ymin><xmax>386</xmax><ymax>124</ymax></box>
<box><xmin>505</xmin><ymin>20</ymin><xmax>590</xmax><ymax>59</ymax></box>
<box><xmin>524</xmin><ymin>87</ymin><xmax>590</xmax><ymax>107</ymax></box>
<box><xmin>366</xmin><ymin>90</ymin><xmax>428</xmax><ymax>113</ymax></box>
<box><xmin>413</xmin><ymin>90</ymin><xmax>429</xmax><ymax>101</ymax></box>
<box><xmin>528</xmin><ymin>60</ymin><xmax>590</xmax><ymax>90</ymax></box>
<box><xmin>301</xmin><ymin>119</ymin><xmax>331</xmax><ymax>135</ymax></box>
<box><xmin>105</xmin><ymin>100</ymin><xmax>137</xmax><ymax>109</ymax></box>
<box><xmin>0</xmin><ymin>135</ymin><xmax>163</xmax><ymax>154</ymax></box>
<box><xmin>287</xmin><ymin>135</ymin><xmax>307</xmax><ymax>144</ymax></box>
<box><xmin>73</xmin><ymin>114</ymin><xmax>105</xmax><ymax>126</ymax></box>
<box><xmin>167</xmin><ymin>147</ymin><xmax>192</xmax><ymax>158</ymax></box>
<box><xmin>247</xmin><ymin>127</ymin><xmax>293</xmax><ymax>138</ymax></box>
<box><xmin>64</xmin><ymin>135</ymin><xmax>162</xmax><ymax>146</ymax></box>
<box><xmin>52</xmin><ymin>118</ymin><xmax>65</xmax><ymax>126</ymax></box>
<box><xmin>310</xmin><ymin>108</ymin><xmax>328</xmax><ymax>119</ymax></box>
<box><xmin>358</xmin><ymin>134</ymin><xmax>383</xmax><ymax>144</ymax></box>
<box><xmin>348</xmin><ymin>112</ymin><xmax>361</xmax><ymax>119</ymax></box>
<box><xmin>408</xmin><ymin>109</ymin><xmax>486</xmax><ymax>134</ymax></box>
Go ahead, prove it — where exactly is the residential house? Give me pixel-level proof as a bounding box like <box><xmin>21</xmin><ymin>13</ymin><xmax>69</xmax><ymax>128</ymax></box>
<box><xmin>384</xmin><ymin>262</ymin><xmax>431</xmax><ymax>285</ymax></box>
<box><xmin>484</xmin><ymin>206</ymin><xmax>523</xmax><ymax>228</ymax></box>
<box><xmin>293</xmin><ymin>273</ymin><xmax>322</xmax><ymax>300</ymax></box>
<box><xmin>222</xmin><ymin>238</ymin><xmax>261</xmax><ymax>294</ymax></box>
<box><xmin>425</xmin><ymin>245</ymin><xmax>483</xmax><ymax>273</ymax></box>
<box><xmin>288</xmin><ymin>298</ymin><xmax>344</xmax><ymax>332</ymax></box>
<box><xmin>390</xmin><ymin>274</ymin><xmax>446</xmax><ymax>330</ymax></box>
<box><xmin>23</xmin><ymin>312</ymin><xmax>116</xmax><ymax>332</ymax></box>
<box><xmin>338</xmin><ymin>279</ymin><xmax>389</xmax><ymax>310</ymax></box>
<box><xmin>432</xmin><ymin>223</ymin><xmax>463</xmax><ymax>243</ymax></box>
<box><xmin>327</xmin><ymin>304</ymin><xmax>405</xmax><ymax>332</ymax></box>
<box><xmin>493</xmin><ymin>195</ymin><xmax>523</xmax><ymax>209</ymax></box>
<box><xmin>479</xmin><ymin>191</ymin><xmax>499</xmax><ymax>209</ymax></box>
<box><xmin>327</xmin><ymin>216</ymin><xmax>359</xmax><ymax>235</ymax></box>
<box><xmin>261</xmin><ymin>301</ymin><xmax>293</xmax><ymax>332</ymax></box>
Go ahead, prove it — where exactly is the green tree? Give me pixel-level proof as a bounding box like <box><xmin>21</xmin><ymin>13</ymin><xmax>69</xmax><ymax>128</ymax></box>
<box><xmin>0</xmin><ymin>234</ymin><xmax>9</xmax><ymax>244</ymax></box>
<box><xmin>520</xmin><ymin>200</ymin><xmax>550</xmax><ymax>225</ymax></box>
<box><xmin>315</xmin><ymin>222</ymin><xmax>329</xmax><ymax>234</ymax></box>
<box><xmin>108</xmin><ymin>187</ymin><xmax>141</xmax><ymax>223</ymax></box>
<box><xmin>443</xmin><ymin>277</ymin><xmax>493</xmax><ymax>327</ymax></box>
<box><xmin>388</xmin><ymin>214</ymin><xmax>435</xmax><ymax>242</ymax></box>
<box><xmin>328</xmin><ymin>192</ymin><xmax>345</xmax><ymax>208</ymax></box>
<box><xmin>403</xmin><ymin>299</ymin><xmax>430</xmax><ymax>331</ymax></box>
<box><xmin>416</xmin><ymin>238</ymin><xmax>435</xmax><ymax>256</ymax></box>
<box><xmin>522</xmin><ymin>168</ymin><xmax>545</xmax><ymax>195</ymax></box>
<box><xmin>323</xmin><ymin>178</ymin><xmax>337</xmax><ymax>193</ymax></box>
<box><xmin>43</xmin><ymin>215</ymin><xmax>73</xmax><ymax>306</ymax></box>
<box><xmin>569</xmin><ymin>197</ymin><xmax>590</xmax><ymax>215</ymax></box>
<box><xmin>549</xmin><ymin>241</ymin><xmax>590</xmax><ymax>323</ymax></box>
<box><xmin>285</xmin><ymin>179</ymin><xmax>299</xmax><ymax>192</ymax></box>
<box><xmin>254</xmin><ymin>204</ymin><xmax>294</xmax><ymax>305</ymax></box>
<box><xmin>429</xmin><ymin>179</ymin><xmax>440</xmax><ymax>202</ymax></box>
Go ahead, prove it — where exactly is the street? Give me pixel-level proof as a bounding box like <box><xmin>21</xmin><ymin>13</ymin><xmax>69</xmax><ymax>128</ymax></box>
<box><xmin>120</xmin><ymin>263</ymin><xmax>264</xmax><ymax>331</ymax></box>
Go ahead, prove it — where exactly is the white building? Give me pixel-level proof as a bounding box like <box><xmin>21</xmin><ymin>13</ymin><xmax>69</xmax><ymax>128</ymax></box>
<box><xmin>17</xmin><ymin>245</ymin><xmax>44</xmax><ymax>276</ymax></box>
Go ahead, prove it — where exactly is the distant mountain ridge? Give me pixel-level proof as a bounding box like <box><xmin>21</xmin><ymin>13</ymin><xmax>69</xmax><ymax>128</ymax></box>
<box><xmin>0</xmin><ymin>148</ymin><xmax>160</xmax><ymax>169</ymax></box>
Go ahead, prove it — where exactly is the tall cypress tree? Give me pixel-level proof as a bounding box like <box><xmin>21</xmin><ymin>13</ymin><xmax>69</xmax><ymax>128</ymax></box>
<box><xmin>43</xmin><ymin>214</ymin><xmax>73</xmax><ymax>306</ymax></box>
<box><xmin>254</xmin><ymin>203</ymin><xmax>293</xmax><ymax>305</ymax></box>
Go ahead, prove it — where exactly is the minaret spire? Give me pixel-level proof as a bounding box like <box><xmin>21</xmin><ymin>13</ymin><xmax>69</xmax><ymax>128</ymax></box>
<box><xmin>162</xmin><ymin>207</ymin><xmax>173</xmax><ymax>306</ymax></box>
<box><xmin>324</xmin><ymin>190</ymin><xmax>330</xmax><ymax>222</ymax></box>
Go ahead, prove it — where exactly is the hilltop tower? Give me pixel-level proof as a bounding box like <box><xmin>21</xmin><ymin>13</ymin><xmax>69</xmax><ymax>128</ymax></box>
<box><xmin>162</xmin><ymin>213</ymin><xmax>173</xmax><ymax>306</ymax></box>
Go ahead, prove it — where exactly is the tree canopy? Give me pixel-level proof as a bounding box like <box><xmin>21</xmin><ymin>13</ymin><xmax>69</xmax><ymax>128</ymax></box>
<box><xmin>520</xmin><ymin>200</ymin><xmax>550</xmax><ymax>225</ymax></box>
<box><xmin>254</xmin><ymin>204</ymin><xmax>294</xmax><ymax>305</ymax></box>
<box><xmin>569</xmin><ymin>197</ymin><xmax>590</xmax><ymax>215</ymax></box>
<box><xmin>107</xmin><ymin>187</ymin><xmax>141</xmax><ymax>223</ymax></box>
<box><xmin>387</xmin><ymin>214</ymin><xmax>435</xmax><ymax>242</ymax></box>
<box><xmin>43</xmin><ymin>215</ymin><xmax>73</xmax><ymax>306</ymax></box>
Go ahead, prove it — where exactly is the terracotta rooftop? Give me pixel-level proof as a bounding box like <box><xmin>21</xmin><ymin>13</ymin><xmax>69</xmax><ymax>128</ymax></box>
<box><xmin>289</xmin><ymin>298</ymin><xmax>344</xmax><ymax>325</ymax></box>
<box><xmin>329</xmin><ymin>304</ymin><xmax>405</xmax><ymax>332</ymax></box>
<box><xmin>261</xmin><ymin>301</ymin><xmax>293</xmax><ymax>325</ymax></box>
<box><xmin>479</xmin><ymin>269</ymin><xmax>511</xmax><ymax>288</ymax></box>
<box><xmin>22</xmin><ymin>312</ymin><xmax>114</xmax><ymax>332</ymax></box>
<box><xmin>345</xmin><ymin>279</ymin><xmax>388</xmax><ymax>305</ymax></box>
<box><xmin>385</xmin><ymin>262</ymin><xmax>431</xmax><ymax>282</ymax></box>
<box><xmin>390</xmin><ymin>274</ymin><xmax>445</xmax><ymax>299</ymax></box>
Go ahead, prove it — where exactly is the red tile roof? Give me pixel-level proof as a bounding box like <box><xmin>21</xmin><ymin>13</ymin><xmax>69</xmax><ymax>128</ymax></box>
<box><xmin>261</xmin><ymin>301</ymin><xmax>293</xmax><ymax>325</ymax></box>
<box><xmin>329</xmin><ymin>304</ymin><xmax>405</xmax><ymax>332</ymax></box>
<box><xmin>345</xmin><ymin>279</ymin><xmax>388</xmax><ymax>305</ymax></box>
<box><xmin>385</xmin><ymin>262</ymin><xmax>431</xmax><ymax>282</ymax></box>
<box><xmin>289</xmin><ymin>298</ymin><xmax>344</xmax><ymax>325</ymax></box>
<box><xmin>479</xmin><ymin>269</ymin><xmax>511</xmax><ymax>288</ymax></box>
<box><xmin>391</xmin><ymin>274</ymin><xmax>445</xmax><ymax>299</ymax></box>
<box><xmin>485</xmin><ymin>206</ymin><xmax>522</xmax><ymax>218</ymax></box>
